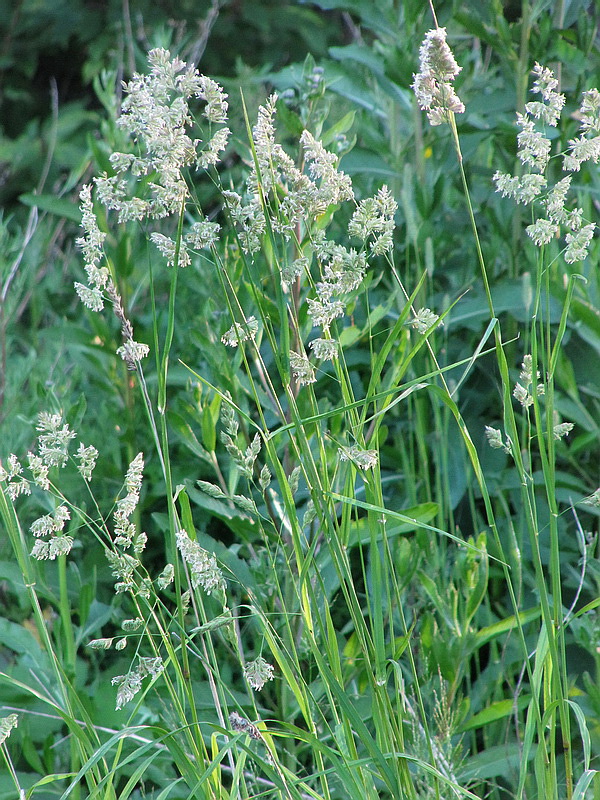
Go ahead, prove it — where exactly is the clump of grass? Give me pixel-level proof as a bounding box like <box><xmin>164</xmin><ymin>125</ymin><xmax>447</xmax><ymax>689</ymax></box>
<box><xmin>1</xmin><ymin>13</ymin><xmax>600</xmax><ymax>800</ymax></box>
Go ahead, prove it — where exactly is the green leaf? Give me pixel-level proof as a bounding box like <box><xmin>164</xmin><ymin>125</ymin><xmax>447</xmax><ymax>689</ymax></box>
<box><xmin>475</xmin><ymin>607</ymin><xmax>542</xmax><ymax>647</ymax></box>
<box><xmin>567</xmin><ymin>699</ymin><xmax>591</xmax><ymax>771</ymax></box>
<box><xmin>459</xmin><ymin>743</ymin><xmax>530</xmax><ymax>781</ymax></box>
<box><xmin>0</xmin><ymin>617</ymin><xmax>46</xmax><ymax>662</ymax></box>
<box><xmin>19</xmin><ymin>193</ymin><xmax>81</xmax><ymax>223</ymax></box>
<box><xmin>459</xmin><ymin>695</ymin><xmax>531</xmax><ymax>732</ymax></box>
<box><xmin>572</xmin><ymin>770</ymin><xmax>598</xmax><ymax>800</ymax></box>
<box><xmin>321</xmin><ymin>110</ymin><xmax>356</xmax><ymax>147</ymax></box>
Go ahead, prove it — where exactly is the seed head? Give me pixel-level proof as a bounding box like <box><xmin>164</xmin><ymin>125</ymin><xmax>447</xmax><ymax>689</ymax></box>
<box><xmin>244</xmin><ymin>656</ymin><xmax>275</xmax><ymax>691</ymax></box>
<box><xmin>412</xmin><ymin>28</ymin><xmax>464</xmax><ymax>126</ymax></box>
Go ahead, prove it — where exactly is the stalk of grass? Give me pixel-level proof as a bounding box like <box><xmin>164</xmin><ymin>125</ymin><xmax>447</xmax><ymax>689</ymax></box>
<box><xmin>449</xmin><ymin>112</ymin><xmax>569</xmax><ymax>800</ymax></box>
<box><xmin>439</xmin><ymin>47</ymin><xmax>597</xmax><ymax>800</ymax></box>
<box><xmin>0</xmin><ymin>485</ymin><xmax>109</xmax><ymax>799</ymax></box>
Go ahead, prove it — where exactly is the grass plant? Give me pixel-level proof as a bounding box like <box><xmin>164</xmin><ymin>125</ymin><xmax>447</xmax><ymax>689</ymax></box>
<box><xmin>1</xmin><ymin>5</ymin><xmax>600</xmax><ymax>800</ymax></box>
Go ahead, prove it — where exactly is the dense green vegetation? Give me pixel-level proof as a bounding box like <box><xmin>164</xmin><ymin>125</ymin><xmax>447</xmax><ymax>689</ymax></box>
<box><xmin>1</xmin><ymin>2</ymin><xmax>600</xmax><ymax>799</ymax></box>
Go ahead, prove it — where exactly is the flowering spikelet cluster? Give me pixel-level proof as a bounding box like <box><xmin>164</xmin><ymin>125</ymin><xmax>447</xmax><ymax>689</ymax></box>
<box><xmin>30</xmin><ymin>505</ymin><xmax>73</xmax><ymax>560</ymax></box>
<box><xmin>308</xmin><ymin>337</ymin><xmax>338</xmax><ymax>361</ymax></box>
<box><xmin>0</xmin><ymin>714</ymin><xmax>18</xmax><ymax>746</ymax></box>
<box><xmin>111</xmin><ymin>655</ymin><xmax>165</xmax><ymax>711</ymax></box>
<box><xmin>36</xmin><ymin>412</ymin><xmax>77</xmax><ymax>468</ymax></box>
<box><xmin>338</xmin><ymin>444</ymin><xmax>379</xmax><ymax>470</ymax></box>
<box><xmin>75</xmin><ymin>184</ymin><xmax>109</xmax><ymax>312</ymax></box>
<box><xmin>583</xmin><ymin>488</ymin><xmax>600</xmax><ymax>508</ymax></box>
<box><xmin>513</xmin><ymin>354</ymin><xmax>545</xmax><ymax>409</ymax></box>
<box><xmin>107</xmin><ymin>282</ymin><xmax>150</xmax><ymax>370</ymax></box>
<box><xmin>219</xmin><ymin>400</ymin><xmax>262</xmax><ymax>479</ymax></box>
<box><xmin>75</xmin><ymin>188</ymin><xmax>149</xmax><ymax>370</ymax></box>
<box><xmin>236</xmin><ymin>94</ymin><xmax>354</xmax><ymax>248</ymax></box>
<box><xmin>220</xmin><ymin>94</ymin><xmax>394</xmax><ymax>386</ymax></box>
<box><xmin>553</xmin><ymin>421</ymin><xmax>574</xmax><ymax>440</ymax></box>
<box><xmin>185</xmin><ymin>219</ymin><xmax>221</xmax><ymax>250</ymax></box>
<box><xmin>0</xmin><ymin>454</ymin><xmax>31</xmax><ymax>501</ymax></box>
<box><xmin>150</xmin><ymin>232</ymin><xmax>191</xmax><ymax>268</ymax></box>
<box><xmin>113</xmin><ymin>453</ymin><xmax>146</xmax><ymax>552</ymax></box>
<box><xmin>1</xmin><ymin>413</ymin><xmax>98</xmax><ymax>509</ymax></box>
<box><xmin>99</xmin><ymin>47</ymin><xmax>229</xmax><ymax>222</ymax></box>
<box><xmin>244</xmin><ymin>656</ymin><xmax>275</xmax><ymax>691</ymax></box>
<box><xmin>26</xmin><ymin>452</ymin><xmax>49</xmax><ymax>491</ymax></box>
<box><xmin>176</xmin><ymin>529</ymin><xmax>226</xmax><ymax>595</ymax></box>
<box><xmin>409</xmin><ymin>308</ymin><xmax>441</xmax><ymax>334</ymax></box>
<box><xmin>157</xmin><ymin>563</ymin><xmax>175</xmax><ymax>589</ymax></box>
<box><xmin>289</xmin><ymin>350</ymin><xmax>316</xmax><ymax>386</ymax></box>
<box><xmin>0</xmin><ymin>412</ymin><xmax>98</xmax><ymax>560</ymax></box>
<box><xmin>348</xmin><ymin>186</ymin><xmax>397</xmax><ymax>255</ymax></box>
<box><xmin>0</xmin><ymin>413</ymin><xmax>100</xmax><ymax>562</ymax></box>
<box><xmin>563</xmin><ymin>89</ymin><xmax>600</xmax><ymax>172</ymax></box>
<box><xmin>494</xmin><ymin>64</ymin><xmax>597</xmax><ymax>263</ymax></box>
<box><xmin>106</xmin><ymin>549</ymin><xmax>143</xmax><ymax>596</ymax></box>
<box><xmin>229</xmin><ymin>711</ymin><xmax>262</xmax><ymax>740</ymax></box>
<box><xmin>303</xmin><ymin>230</ymin><xmax>371</xmax><ymax>365</ymax></box>
<box><xmin>222</xmin><ymin>189</ymin><xmax>266</xmax><ymax>254</ymax></box>
<box><xmin>293</xmin><ymin>183</ymin><xmax>394</xmax><ymax>374</ymax></box>
<box><xmin>88</xmin><ymin>637</ymin><xmax>117</xmax><ymax>650</ymax></box>
<box><xmin>484</xmin><ymin>426</ymin><xmax>511</xmax><ymax>454</ymax></box>
<box><xmin>221</xmin><ymin>316</ymin><xmax>259</xmax><ymax>347</ymax></box>
<box><xmin>196</xmin><ymin>479</ymin><xmax>258</xmax><ymax>519</ymax></box>
<box><xmin>75</xmin><ymin>442</ymin><xmax>99</xmax><ymax>482</ymax></box>
<box><xmin>75</xmin><ymin>49</ymin><xmax>231</xmax><ymax>369</ymax></box>
<box><xmin>103</xmin><ymin>453</ymin><xmax>149</xmax><ymax>595</ymax></box>
<box><xmin>300</xmin><ymin>129</ymin><xmax>354</xmax><ymax>209</ymax></box>
<box><xmin>412</xmin><ymin>27</ymin><xmax>465</xmax><ymax>126</ymax></box>
<box><xmin>493</xmin><ymin>64</ymin><xmax>563</xmax><ymax>206</ymax></box>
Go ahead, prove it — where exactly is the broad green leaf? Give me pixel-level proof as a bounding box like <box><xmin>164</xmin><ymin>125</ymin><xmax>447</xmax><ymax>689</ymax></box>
<box><xmin>573</xmin><ymin>770</ymin><xmax>598</xmax><ymax>800</ymax></box>
<box><xmin>19</xmin><ymin>193</ymin><xmax>81</xmax><ymax>223</ymax></box>
<box><xmin>459</xmin><ymin>695</ymin><xmax>531</xmax><ymax>732</ymax></box>
<box><xmin>459</xmin><ymin>743</ymin><xmax>530</xmax><ymax>781</ymax></box>
<box><xmin>475</xmin><ymin>607</ymin><xmax>542</xmax><ymax>647</ymax></box>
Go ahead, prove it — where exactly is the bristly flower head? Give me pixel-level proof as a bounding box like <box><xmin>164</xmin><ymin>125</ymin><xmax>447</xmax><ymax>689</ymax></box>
<box><xmin>176</xmin><ymin>530</ymin><xmax>226</xmax><ymax>595</ymax></box>
<box><xmin>111</xmin><ymin>48</ymin><xmax>229</xmax><ymax>219</ymax></box>
<box><xmin>583</xmin><ymin>488</ymin><xmax>600</xmax><ymax>508</ymax></box>
<box><xmin>494</xmin><ymin>64</ymin><xmax>596</xmax><ymax>262</ymax></box>
<box><xmin>409</xmin><ymin>308</ymin><xmax>441</xmax><ymax>334</ymax></box>
<box><xmin>112</xmin><ymin>453</ymin><xmax>146</xmax><ymax>552</ymax></box>
<box><xmin>36</xmin><ymin>412</ymin><xmax>77</xmax><ymax>468</ymax></box>
<box><xmin>76</xmin><ymin>184</ymin><xmax>109</xmax><ymax>310</ymax></box>
<box><xmin>513</xmin><ymin>354</ymin><xmax>544</xmax><ymax>409</ymax></box>
<box><xmin>111</xmin><ymin>657</ymin><xmax>163</xmax><ymax>711</ymax></box>
<box><xmin>75</xmin><ymin>443</ymin><xmax>98</xmax><ymax>482</ymax></box>
<box><xmin>30</xmin><ymin>505</ymin><xmax>73</xmax><ymax>560</ymax></box>
<box><xmin>300</xmin><ymin>129</ymin><xmax>354</xmax><ymax>206</ymax></box>
<box><xmin>525</xmin><ymin>63</ymin><xmax>565</xmax><ymax>126</ymax></box>
<box><xmin>564</xmin><ymin>89</ymin><xmax>600</xmax><ymax>171</ymax></box>
<box><xmin>484</xmin><ymin>426</ymin><xmax>511</xmax><ymax>454</ymax></box>
<box><xmin>221</xmin><ymin>317</ymin><xmax>259</xmax><ymax>347</ymax></box>
<box><xmin>229</xmin><ymin>711</ymin><xmax>262</xmax><ymax>740</ymax></box>
<box><xmin>0</xmin><ymin>455</ymin><xmax>31</xmax><ymax>501</ymax></box>
<box><xmin>244</xmin><ymin>656</ymin><xmax>275</xmax><ymax>691</ymax></box>
<box><xmin>289</xmin><ymin>350</ymin><xmax>316</xmax><ymax>386</ymax></box>
<box><xmin>412</xmin><ymin>28</ymin><xmax>465</xmax><ymax>126</ymax></box>
<box><xmin>348</xmin><ymin>186</ymin><xmax>397</xmax><ymax>254</ymax></box>
<box><xmin>338</xmin><ymin>444</ymin><xmax>379</xmax><ymax>470</ymax></box>
<box><xmin>309</xmin><ymin>336</ymin><xmax>338</xmax><ymax>361</ymax></box>
<box><xmin>0</xmin><ymin>714</ymin><xmax>18</xmax><ymax>746</ymax></box>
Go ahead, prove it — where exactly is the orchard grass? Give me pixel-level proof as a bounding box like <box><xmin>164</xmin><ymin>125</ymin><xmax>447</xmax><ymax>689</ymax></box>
<box><xmin>1</xmin><ymin>6</ymin><xmax>600</xmax><ymax>800</ymax></box>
